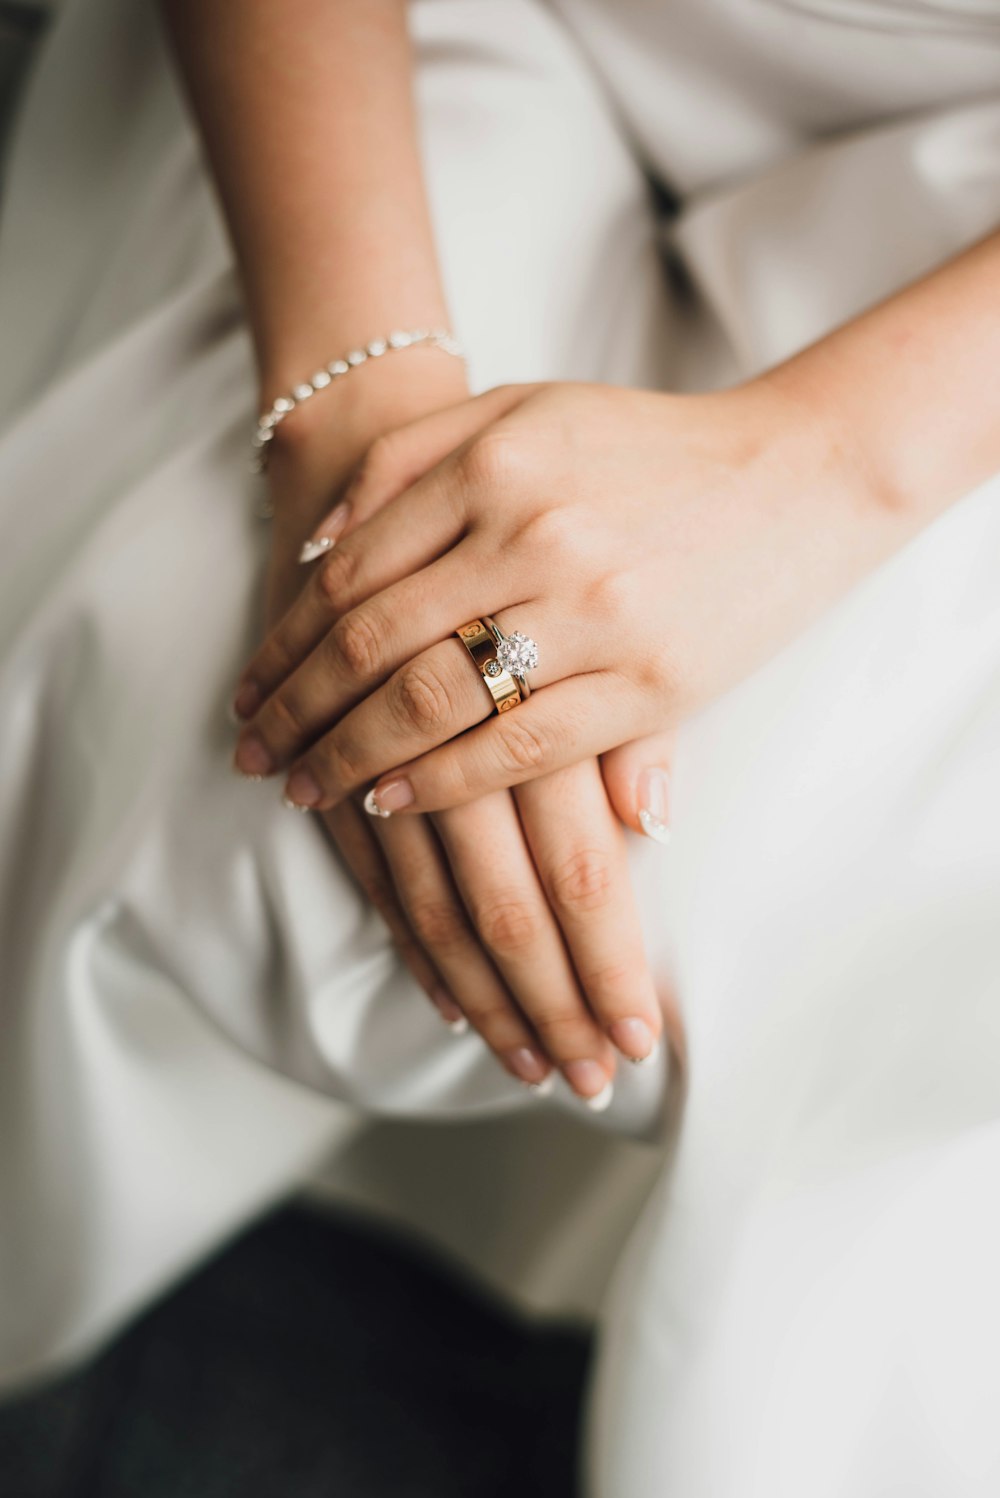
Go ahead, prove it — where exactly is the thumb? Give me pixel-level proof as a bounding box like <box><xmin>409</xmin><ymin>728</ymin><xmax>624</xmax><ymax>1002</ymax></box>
<box><xmin>600</xmin><ymin>732</ymin><xmax>675</xmax><ymax>845</ymax></box>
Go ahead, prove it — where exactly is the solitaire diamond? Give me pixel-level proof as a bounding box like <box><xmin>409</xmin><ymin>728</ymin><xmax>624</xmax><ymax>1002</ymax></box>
<box><xmin>496</xmin><ymin>631</ymin><xmax>539</xmax><ymax>680</ymax></box>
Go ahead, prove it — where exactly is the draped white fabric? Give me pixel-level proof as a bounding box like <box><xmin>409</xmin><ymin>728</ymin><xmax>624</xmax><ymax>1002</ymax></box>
<box><xmin>2</xmin><ymin>0</ymin><xmax>1000</xmax><ymax>1491</ymax></box>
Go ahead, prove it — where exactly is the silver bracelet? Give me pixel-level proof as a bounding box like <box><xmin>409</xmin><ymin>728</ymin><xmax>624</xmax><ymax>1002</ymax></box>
<box><xmin>251</xmin><ymin>327</ymin><xmax>464</xmax><ymax>473</ymax></box>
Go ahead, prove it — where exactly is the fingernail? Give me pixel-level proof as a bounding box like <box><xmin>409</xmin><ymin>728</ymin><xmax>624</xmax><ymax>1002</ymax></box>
<box><xmin>430</xmin><ymin>988</ymin><xmax>468</xmax><ymax>1032</ymax></box>
<box><xmin>585</xmin><ymin>1081</ymin><xmax>614</xmax><ymax>1113</ymax></box>
<box><xmin>282</xmin><ymin>795</ymin><xmax>312</xmax><ymax>814</ymax></box>
<box><xmin>234</xmin><ymin>732</ymin><xmax>273</xmax><ymax>778</ymax></box>
<box><xmin>233</xmin><ymin>680</ymin><xmax>262</xmax><ymax>721</ymax></box>
<box><xmin>298</xmin><ymin>502</ymin><xmax>350</xmax><ymax>564</ymax></box>
<box><xmin>638</xmin><ymin>766</ymin><xmax>671</xmax><ymax>845</ymax></box>
<box><xmin>363</xmin><ymin>787</ymin><xmax>391</xmax><ymax>819</ymax></box>
<box><xmin>530</xmin><ymin>1072</ymin><xmax>556</xmax><ymax>1098</ymax></box>
<box><xmin>365</xmin><ymin>778</ymin><xmax>414</xmax><ymax>817</ymax></box>
<box><xmin>502</xmin><ymin>1046</ymin><xmax>551</xmax><ymax>1087</ymax></box>
<box><xmin>283</xmin><ymin>766</ymin><xmax>323</xmax><ymax>807</ymax></box>
<box><xmin>609</xmin><ymin>1017</ymin><xmax>658</xmax><ymax>1062</ymax></box>
<box><xmin>562</xmin><ymin>1058</ymin><xmax>612</xmax><ymax>1104</ymax></box>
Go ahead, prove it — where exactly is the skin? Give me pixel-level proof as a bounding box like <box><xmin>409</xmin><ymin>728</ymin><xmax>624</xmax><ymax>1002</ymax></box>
<box><xmin>233</xmin><ymin>229</ymin><xmax>1000</xmax><ymax>815</ymax></box>
<box><xmin>159</xmin><ymin>0</ymin><xmax>673</xmax><ymax>1105</ymax></box>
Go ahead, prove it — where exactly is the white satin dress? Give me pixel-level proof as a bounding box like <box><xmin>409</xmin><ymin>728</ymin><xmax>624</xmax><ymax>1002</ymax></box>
<box><xmin>2</xmin><ymin>1</ymin><xmax>1000</xmax><ymax>1493</ymax></box>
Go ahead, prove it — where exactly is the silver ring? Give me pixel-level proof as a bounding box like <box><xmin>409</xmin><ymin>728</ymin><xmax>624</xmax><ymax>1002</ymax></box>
<box><xmin>482</xmin><ymin>616</ymin><xmax>538</xmax><ymax>697</ymax></box>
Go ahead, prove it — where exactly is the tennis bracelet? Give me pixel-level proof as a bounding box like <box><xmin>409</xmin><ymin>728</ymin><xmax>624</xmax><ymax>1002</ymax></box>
<box><xmin>251</xmin><ymin>327</ymin><xmax>464</xmax><ymax>473</ymax></box>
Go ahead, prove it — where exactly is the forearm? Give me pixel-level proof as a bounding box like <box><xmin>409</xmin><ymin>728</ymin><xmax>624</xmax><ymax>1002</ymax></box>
<box><xmin>158</xmin><ymin>0</ymin><xmax>450</xmax><ymax>402</ymax></box>
<box><xmin>770</xmin><ymin>230</ymin><xmax>1000</xmax><ymax>538</ymax></box>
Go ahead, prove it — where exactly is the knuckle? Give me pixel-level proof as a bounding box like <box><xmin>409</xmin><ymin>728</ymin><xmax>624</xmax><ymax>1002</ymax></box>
<box><xmin>548</xmin><ymin>847</ymin><xmax>614</xmax><ymax>915</ymax></box>
<box><xmin>467</xmin><ymin>1002</ymin><xmax>526</xmax><ymax>1048</ymax></box>
<box><xmin>333</xmin><ymin>608</ymin><xmax>384</xmax><ymax>682</ymax></box>
<box><xmin>408</xmin><ymin>898</ymin><xmax>469</xmax><ymax>953</ymax></box>
<box><xmin>458</xmin><ymin>431</ymin><xmax>525</xmax><ymax>494</ymax></box>
<box><xmin>317</xmin><ymin>546</ymin><xmax>357</xmax><ymax>605</ymax></box>
<box><xmin>354</xmin><ymin>432</ymin><xmax>397</xmax><ymax>492</ymax></box>
<box><xmin>259</xmin><ymin>631</ymin><xmax>299</xmax><ymax>685</ymax></box>
<box><xmin>393</xmin><ymin>659</ymin><xmax>452</xmax><ymax>734</ymax></box>
<box><xmin>530</xmin><ymin>1009</ymin><xmax>598</xmax><ymax>1052</ymax></box>
<box><xmin>319</xmin><ymin>731</ymin><xmax>364</xmax><ymax>791</ymax></box>
<box><xmin>519</xmin><ymin>505</ymin><xmax>572</xmax><ymax>555</ymax></box>
<box><xmin>585</xmin><ymin>569</ymin><xmax>630</xmax><ymax>626</ymax></box>
<box><xmin>578</xmin><ymin>961</ymin><xmax>636</xmax><ymax>1013</ymax></box>
<box><xmin>474</xmin><ymin>896</ymin><xmax>543</xmax><ymax>955</ymax></box>
<box><xmin>265</xmin><ymin>689</ymin><xmax>309</xmax><ymax>740</ymax></box>
<box><xmin>495</xmin><ymin>716</ymin><xmax>548</xmax><ymax>777</ymax></box>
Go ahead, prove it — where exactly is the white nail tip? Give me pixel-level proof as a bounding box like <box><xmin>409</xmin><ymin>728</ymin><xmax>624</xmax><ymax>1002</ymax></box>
<box><xmin>282</xmin><ymin>796</ymin><xmax>311</xmax><ymax>813</ymax></box>
<box><xmin>226</xmin><ymin>702</ymin><xmax>243</xmax><ymax>727</ymax></box>
<box><xmin>298</xmin><ymin>536</ymin><xmax>335</xmax><ymax>565</ymax></box>
<box><xmin>446</xmin><ymin>1016</ymin><xmax>469</xmax><ymax>1035</ymax></box>
<box><xmin>529</xmin><ymin>1073</ymin><xmax>556</xmax><ymax>1098</ymax></box>
<box><xmin>629</xmin><ymin>1039</ymin><xmax>661</xmax><ymax>1066</ymax></box>
<box><xmin>638</xmin><ymin>808</ymin><xmax>672</xmax><ymax>846</ymax></box>
<box><xmin>585</xmin><ymin>1082</ymin><xmax>615</xmax><ymax>1113</ymax></box>
<box><xmin>363</xmin><ymin>787</ymin><xmax>391</xmax><ymax>819</ymax></box>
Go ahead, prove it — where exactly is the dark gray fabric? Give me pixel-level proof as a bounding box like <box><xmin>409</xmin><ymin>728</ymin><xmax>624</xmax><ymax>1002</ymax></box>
<box><xmin>0</xmin><ymin>1205</ymin><xmax>590</xmax><ymax>1497</ymax></box>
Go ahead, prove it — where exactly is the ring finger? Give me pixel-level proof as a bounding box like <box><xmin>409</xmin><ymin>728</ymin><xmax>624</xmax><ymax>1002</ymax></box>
<box><xmin>252</xmin><ymin>604</ymin><xmax>583</xmax><ymax>808</ymax></box>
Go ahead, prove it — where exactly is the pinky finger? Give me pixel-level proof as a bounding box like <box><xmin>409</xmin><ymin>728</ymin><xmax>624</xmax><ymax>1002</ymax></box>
<box><xmin>318</xmin><ymin>801</ymin><xmax>465</xmax><ymax>1031</ymax></box>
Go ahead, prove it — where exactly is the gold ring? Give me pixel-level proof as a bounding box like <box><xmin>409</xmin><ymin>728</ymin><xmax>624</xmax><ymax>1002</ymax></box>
<box><xmin>455</xmin><ymin>619</ymin><xmax>524</xmax><ymax>714</ymax></box>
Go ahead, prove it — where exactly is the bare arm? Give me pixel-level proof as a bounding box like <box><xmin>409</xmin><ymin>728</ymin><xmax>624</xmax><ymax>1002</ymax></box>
<box><xmin>158</xmin><ymin>0</ymin><xmax>450</xmax><ymax>405</ymax></box>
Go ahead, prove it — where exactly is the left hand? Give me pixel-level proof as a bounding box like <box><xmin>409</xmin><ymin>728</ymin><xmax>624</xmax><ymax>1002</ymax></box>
<box><xmin>233</xmin><ymin>376</ymin><xmax>888</xmax><ymax>812</ymax></box>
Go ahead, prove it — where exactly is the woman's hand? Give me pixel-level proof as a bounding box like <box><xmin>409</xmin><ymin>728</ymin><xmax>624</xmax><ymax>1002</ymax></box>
<box><xmin>233</xmin><ymin>374</ymin><xmax>895</xmax><ymax>812</ymax></box>
<box><xmin>251</xmin><ymin>363</ymin><xmax>671</xmax><ymax>1099</ymax></box>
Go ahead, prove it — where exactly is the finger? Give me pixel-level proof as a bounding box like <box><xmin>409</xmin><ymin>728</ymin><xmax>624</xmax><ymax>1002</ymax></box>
<box><xmin>298</xmin><ymin>384</ymin><xmax>533</xmax><ymax>563</ymax></box>
<box><xmin>234</xmin><ymin>537</ymin><xmax>511</xmax><ymax>777</ymax></box>
<box><xmin>233</xmin><ymin>457</ymin><xmax>470</xmax><ymax>719</ymax></box>
<box><xmin>317</xmin><ymin>800</ymin><xmax>463</xmax><ymax>1030</ymax></box>
<box><xmin>433</xmin><ymin>793</ymin><xmax>617</xmax><ymax>1106</ymax></box>
<box><xmin>600</xmin><ymin>732</ymin><xmax>676</xmax><ymax>843</ymax></box>
<box><xmin>373</xmin><ymin>803</ymin><xmax>557</xmax><ymax>1093</ymax></box>
<box><xmin>272</xmin><ymin>603</ymin><xmax>592</xmax><ymax>806</ymax></box>
<box><xmin>363</xmin><ymin>672</ymin><xmax>647</xmax><ymax>816</ymax></box>
<box><xmin>514</xmin><ymin>760</ymin><xmax>662</xmax><ymax>1064</ymax></box>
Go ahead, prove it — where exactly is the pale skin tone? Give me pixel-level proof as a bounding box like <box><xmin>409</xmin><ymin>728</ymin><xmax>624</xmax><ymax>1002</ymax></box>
<box><xmin>164</xmin><ymin>1</ymin><xmax>1000</xmax><ymax>1103</ymax></box>
<box><xmin>160</xmin><ymin>0</ymin><xmax>674</xmax><ymax>1107</ymax></box>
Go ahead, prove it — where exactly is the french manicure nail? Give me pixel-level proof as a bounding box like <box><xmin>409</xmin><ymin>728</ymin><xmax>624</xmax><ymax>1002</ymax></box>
<box><xmin>234</xmin><ymin>731</ymin><xmax>273</xmax><ymax>778</ymax></box>
<box><xmin>365</xmin><ymin>778</ymin><xmax>414</xmax><ymax>817</ymax></box>
<box><xmin>585</xmin><ymin>1081</ymin><xmax>615</xmax><ymax>1113</ymax></box>
<box><xmin>233</xmin><ymin>680</ymin><xmax>262</xmax><ymax>721</ymax></box>
<box><xmin>530</xmin><ymin>1072</ymin><xmax>556</xmax><ymax>1098</ymax></box>
<box><xmin>283</xmin><ymin>766</ymin><xmax>322</xmax><ymax>807</ymax></box>
<box><xmin>638</xmin><ymin>766</ymin><xmax>671</xmax><ymax>846</ymax></box>
<box><xmin>502</xmin><ymin>1046</ymin><xmax>551</xmax><ymax>1087</ymax></box>
<box><xmin>363</xmin><ymin>787</ymin><xmax>391</xmax><ymax>819</ymax></box>
<box><xmin>562</xmin><ymin>1058</ymin><xmax>611</xmax><ymax>1103</ymax></box>
<box><xmin>298</xmin><ymin>536</ymin><xmax>334</xmax><ymax>564</ymax></box>
<box><xmin>282</xmin><ymin>795</ymin><xmax>312</xmax><ymax>814</ymax></box>
<box><xmin>298</xmin><ymin>502</ymin><xmax>351</xmax><ymax>564</ymax></box>
<box><xmin>609</xmin><ymin>1016</ymin><xmax>658</xmax><ymax>1062</ymax></box>
<box><xmin>431</xmin><ymin>988</ymin><xmax>468</xmax><ymax>1032</ymax></box>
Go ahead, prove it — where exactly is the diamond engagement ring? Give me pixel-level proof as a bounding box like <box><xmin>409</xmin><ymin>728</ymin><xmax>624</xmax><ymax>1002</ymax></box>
<box><xmin>482</xmin><ymin>617</ymin><xmax>538</xmax><ymax>697</ymax></box>
<box><xmin>455</xmin><ymin>618</ymin><xmax>539</xmax><ymax>714</ymax></box>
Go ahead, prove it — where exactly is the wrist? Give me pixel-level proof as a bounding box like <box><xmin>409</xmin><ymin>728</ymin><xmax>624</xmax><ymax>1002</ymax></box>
<box><xmin>264</xmin><ymin>346</ymin><xmax>469</xmax><ymax>520</ymax></box>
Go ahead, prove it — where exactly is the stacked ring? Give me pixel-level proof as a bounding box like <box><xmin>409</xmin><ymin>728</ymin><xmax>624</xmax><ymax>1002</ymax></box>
<box><xmin>482</xmin><ymin>616</ymin><xmax>537</xmax><ymax>697</ymax></box>
<box><xmin>456</xmin><ymin>620</ymin><xmax>523</xmax><ymax>714</ymax></box>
